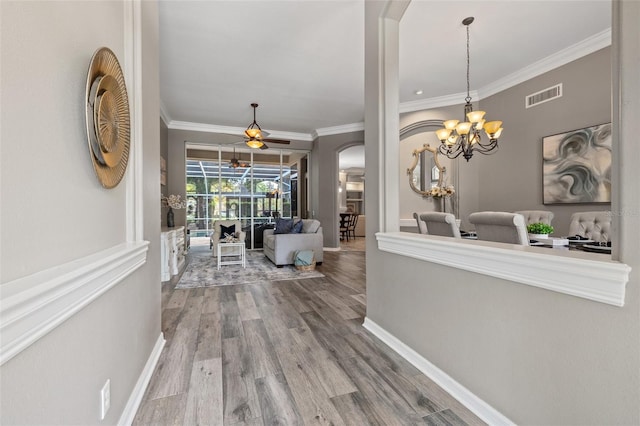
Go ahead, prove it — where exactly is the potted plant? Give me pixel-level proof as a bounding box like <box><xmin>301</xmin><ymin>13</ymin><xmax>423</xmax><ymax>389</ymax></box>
<box><xmin>527</xmin><ymin>222</ymin><xmax>554</xmax><ymax>239</ymax></box>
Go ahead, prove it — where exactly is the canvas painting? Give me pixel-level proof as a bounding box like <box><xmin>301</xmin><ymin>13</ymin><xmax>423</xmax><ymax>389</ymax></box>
<box><xmin>543</xmin><ymin>123</ymin><xmax>611</xmax><ymax>204</ymax></box>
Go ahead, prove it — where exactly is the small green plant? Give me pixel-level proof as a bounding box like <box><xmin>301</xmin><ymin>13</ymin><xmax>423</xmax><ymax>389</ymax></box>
<box><xmin>527</xmin><ymin>222</ymin><xmax>554</xmax><ymax>235</ymax></box>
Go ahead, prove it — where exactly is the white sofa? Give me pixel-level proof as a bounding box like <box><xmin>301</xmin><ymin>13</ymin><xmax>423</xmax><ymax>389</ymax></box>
<box><xmin>263</xmin><ymin>219</ymin><xmax>324</xmax><ymax>267</ymax></box>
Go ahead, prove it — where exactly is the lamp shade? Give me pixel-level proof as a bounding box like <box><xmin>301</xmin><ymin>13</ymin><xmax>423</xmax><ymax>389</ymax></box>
<box><xmin>443</xmin><ymin>120</ymin><xmax>459</xmax><ymax>130</ymax></box>
<box><xmin>245</xmin><ymin>128</ymin><xmax>261</xmax><ymax>139</ymax></box>
<box><xmin>483</xmin><ymin>121</ymin><xmax>502</xmax><ymax>135</ymax></box>
<box><xmin>436</xmin><ymin>128</ymin><xmax>452</xmax><ymax>141</ymax></box>
<box><xmin>246</xmin><ymin>139</ymin><xmax>264</xmax><ymax>149</ymax></box>
<box><xmin>466</xmin><ymin>110</ymin><xmax>486</xmax><ymax>123</ymax></box>
<box><xmin>455</xmin><ymin>122</ymin><xmax>472</xmax><ymax>135</ymax></box>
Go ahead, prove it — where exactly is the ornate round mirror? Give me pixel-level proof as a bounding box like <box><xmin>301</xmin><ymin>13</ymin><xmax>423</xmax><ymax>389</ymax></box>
<box><xmin>407</xmin><ymin>143</ymin><xmax>445</xmax><ymax>196</ymax></box>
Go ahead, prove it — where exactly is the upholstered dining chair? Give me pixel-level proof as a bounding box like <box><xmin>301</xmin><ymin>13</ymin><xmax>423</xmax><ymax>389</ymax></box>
<box><xmin>210</xmin><ymin>219</ymin><xmax>246</xmax><ymax>256</ymax></box>
<box><xmin>515</xmin><ymin>210</ymin><xmax>554</xmax><ymax>226</ymax></box>
<box><xmin>568</xmin><ymin>211</ymin><xmax>611</xmax><ymax>242</ymax></box>
<box><xmin>419</xmin><ymin>212</ymin><xmax>461</xmax><ymax>238</ymax></box>
<box><xmin>469</xmin><ymin>212</ymin><xmax>529</xmax><ymax>245</ymax></box>
<box><xmin>412</xmin><ymin>212</ymin><xmax>429</xmax><ymax>235</ymax></box>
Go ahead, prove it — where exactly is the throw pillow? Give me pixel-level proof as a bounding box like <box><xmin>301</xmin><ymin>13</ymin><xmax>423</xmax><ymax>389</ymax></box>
<box><xmin>274</xmin><ymin>218</ymin><xmax>294</xmax><ymax>234</ymax></box>
<box><xmin>301</xmin><ymin>219</ymin><xmax>321</xmax><ymax>234</ymax></box>
<box><xmin>290</xmin><ymin>220</ymin><xmax>303</xmax><ymax>234</ymax></box>
<box><xmin>220</xmin><ymin>224</ymin><xmax>236</xmax><ymax>238</ymax></box>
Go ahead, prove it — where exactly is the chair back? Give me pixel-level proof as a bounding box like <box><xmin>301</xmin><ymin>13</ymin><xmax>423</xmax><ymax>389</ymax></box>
<box><xmin>568</xmin><ymin>211</ymin><xmax>611</xmax><ymax>242</ymax></box>
<box><xmin>413</xmin><ymin>212</ymin><xmax>428</xmax><ymax>235</ymax></box>
<box><xmin>469</xmin><ymin>212</ymin><xmax>529</xmax><ymax>245</ymax></box>
<box><xmin>348</xmin><ymin>214</ymin><xmax>359</xmax><ymax>229</ymax></box>
<box><xmin>419</xmin><ymin>212</ymin><xmax>461</xmax><ymax>238</ymax></box>
<box><xmin>515</xmin><ymin>210</ymin><xmax>554</xmax><ymax>226</ymax></box>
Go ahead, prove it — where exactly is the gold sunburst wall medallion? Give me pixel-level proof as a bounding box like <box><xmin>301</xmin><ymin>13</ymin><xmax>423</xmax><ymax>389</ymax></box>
<box><xmin>85</xmin><ymin>47</ymin><xmax>130</xmax><ymax>189</ymax></box>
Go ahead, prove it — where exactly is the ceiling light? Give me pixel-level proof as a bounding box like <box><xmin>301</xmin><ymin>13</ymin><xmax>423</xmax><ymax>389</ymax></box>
<box><xmin>415</xmin><ymin>90</ymin><xmax>423</xmax><ymax>95</ymax></box>
<box><xmin>246</xmin><ymin>138</ymin><xmax>264</xmax><ymax>149</ymax></box>
<box><xmin>436</xmin><ymin>17</ymin><xmax>504</xmax><ymax>162</ymax></box>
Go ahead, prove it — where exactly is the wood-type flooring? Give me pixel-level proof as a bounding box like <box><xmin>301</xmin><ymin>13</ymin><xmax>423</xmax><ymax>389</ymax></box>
<box><xmin>133</xmin><ymin>248</ymin><xmax>484</xmax><ymax>425</ymax></box>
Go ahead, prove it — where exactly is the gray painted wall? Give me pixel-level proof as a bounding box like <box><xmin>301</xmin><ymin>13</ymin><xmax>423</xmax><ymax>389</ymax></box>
<box><xmin>476</xmin><ymin>47</ymin><xmax>612</xmax><ymax>235</ymax></box>
<box><xmin>399</xmin><ymin>48</ymin><xmax>611</xmax><ymax>233</ymax></box>
<box><xmin>160</xmin><ymin>118</ymin><xmax>169</xmax><ymax>225</ymax></box>
<box><xmin>365</xmin><ymin>1</ymin><xmax>639</xmax><ymax>424</ymax></box>
<box><xmin>310</xmin><ymin>131</ymin><xmax>364</xmax><ymax>248</ymax></box>
<box><xmin>0</xmin><ymin>1</ymin><xmax>161</xmax><ymax>424</ymax></box>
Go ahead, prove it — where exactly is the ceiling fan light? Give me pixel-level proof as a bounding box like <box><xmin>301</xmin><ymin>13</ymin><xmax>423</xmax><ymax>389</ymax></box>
<box><xmin>246</xmin><ymin>139</ymin><xmax>264</xmax><ymax>149</ymax></box>
<box><xmin>245</xmin><ymin>128</ymin><xmax>261</xmax><ymax>139</ymax></box>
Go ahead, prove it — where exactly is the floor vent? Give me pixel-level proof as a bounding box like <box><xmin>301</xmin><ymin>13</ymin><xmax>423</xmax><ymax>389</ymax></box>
<box><xmin>525</xmin><ymin>83</ymin><xmax>562</xmax><ymax>108</ymax></box>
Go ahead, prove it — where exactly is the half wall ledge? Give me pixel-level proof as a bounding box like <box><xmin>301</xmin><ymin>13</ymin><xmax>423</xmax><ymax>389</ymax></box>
<box><xmin>376</xmin><ymin>232</ymin><xmax>630</xmax><ymax>307</ymax></box>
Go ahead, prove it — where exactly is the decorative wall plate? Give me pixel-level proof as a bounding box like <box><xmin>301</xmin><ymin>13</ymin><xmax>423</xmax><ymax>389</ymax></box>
<box><xmin>85</xmin><ymin>47</ymin><xmax>130</xmax><ymax>188</ymax></box>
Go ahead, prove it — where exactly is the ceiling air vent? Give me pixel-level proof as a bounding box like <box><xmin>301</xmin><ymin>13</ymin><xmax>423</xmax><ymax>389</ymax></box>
<box><xmin>525</xmin><ymin>83</ymin><xmax>563</xmax><ymax>109</ymax></box>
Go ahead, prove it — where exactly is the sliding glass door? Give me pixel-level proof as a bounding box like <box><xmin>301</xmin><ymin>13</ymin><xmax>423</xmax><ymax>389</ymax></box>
<box><xmin>185</xmin><ymin>145</ymin><xmax>308</xmax><ymax>249</ymax></box>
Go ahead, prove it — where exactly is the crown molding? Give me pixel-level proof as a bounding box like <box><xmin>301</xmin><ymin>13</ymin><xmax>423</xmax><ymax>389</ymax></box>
<box><xmin>159</xmin><ymin>101</ymin><xmax>171</xmax><ymax>126</ymax></box>
<box><xmin>399</xmin><ymin>91</ymin><xmax>474</xmax><ymax>114</ymax></box>
<box><xmin>478</xmin><ymin>28</ymin><xmax>611</xmax><ymax>100</ymax></box>
<box><xmin>313</xmin><ymin>122</ymin><xmax>365</xmax><ymax>139</ymax></box>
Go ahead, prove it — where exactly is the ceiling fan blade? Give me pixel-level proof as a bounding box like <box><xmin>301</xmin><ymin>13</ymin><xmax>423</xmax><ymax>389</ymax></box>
<box><xmin>259</xmin><ymin>143</ymin><xmax>269</xmax><ymax>150</ymax></box>
<box><xmin>262</xmin><ymin>138</ymin><xmax>290</xmax><ymax>144</ymax></box>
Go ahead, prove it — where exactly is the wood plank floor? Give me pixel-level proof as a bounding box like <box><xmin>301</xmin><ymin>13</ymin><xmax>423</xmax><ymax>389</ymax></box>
<box><xmin>134</xmin><ymin>245</ymin><xmax>485</xmax><ymax>425</ymax></box>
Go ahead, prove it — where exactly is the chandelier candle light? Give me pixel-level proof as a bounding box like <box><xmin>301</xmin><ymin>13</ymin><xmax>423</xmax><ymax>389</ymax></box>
<box><xmin>436</xmin><ymin>17</ymin><xmax>504</xmax><ymax>162</ymax></box>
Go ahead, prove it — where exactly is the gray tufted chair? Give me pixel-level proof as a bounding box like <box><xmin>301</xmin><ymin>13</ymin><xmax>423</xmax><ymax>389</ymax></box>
<box><xmin>568</xmin><ymin>211</ymin><xmax>611</xmax><ymax>242</ymax></box>
<box><xmin>469</xmin><ymin>212</ymin><xmax>529</xmax><ymax>245</ymax></box>
<box><xmin>419</xmin><ymin>212</ymin><xmax>461</xmax><ymax>238</ymax></box>
<box><xmin>515</xmin><ymin>210</ymin><xmax>554</xmax><ymax>226</ymax></box>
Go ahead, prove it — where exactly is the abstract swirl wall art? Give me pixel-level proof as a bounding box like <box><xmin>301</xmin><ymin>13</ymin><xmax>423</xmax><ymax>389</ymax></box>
<box><xmin>543</xmin><ymin>123</ymin><xmax>611</xmax><ymax>204</ymax></box>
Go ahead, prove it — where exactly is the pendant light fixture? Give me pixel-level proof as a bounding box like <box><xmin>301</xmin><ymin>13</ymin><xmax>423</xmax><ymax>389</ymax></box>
<box><xmin>245</xmin><ymin>103</ymin><xmax>264</xmax><ymax>149</ymax></box>
<box><xmin>436</xmin><ymin>17</ymin><xmax>504</xmax><ymax>162</ymax></box>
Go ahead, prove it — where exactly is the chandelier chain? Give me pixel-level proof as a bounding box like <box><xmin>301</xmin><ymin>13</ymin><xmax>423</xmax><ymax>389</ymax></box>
<box><xmin>465</xmin><ymin>23</ymin><xmax>471</xmax><ymax>103</ymax></box>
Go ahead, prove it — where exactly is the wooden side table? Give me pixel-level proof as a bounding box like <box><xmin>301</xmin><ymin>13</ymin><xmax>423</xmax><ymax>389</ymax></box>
<box><xmin>217</xmin><ymin>241</ymin><xmax>246</xmax><ymax>270</ymax></box>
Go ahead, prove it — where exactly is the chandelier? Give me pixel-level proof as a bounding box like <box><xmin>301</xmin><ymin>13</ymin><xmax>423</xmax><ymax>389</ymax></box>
<box><xmin>436</xmin><ymin>17</ymin><xmax>503</xmax><ymax>162</ymax></box>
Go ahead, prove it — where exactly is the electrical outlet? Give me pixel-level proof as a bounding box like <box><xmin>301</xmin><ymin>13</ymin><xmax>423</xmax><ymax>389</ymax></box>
<box><xmin>100</xmin><ymin>379</ymin><xmax>111</xmax><ymax>420</ymax></box>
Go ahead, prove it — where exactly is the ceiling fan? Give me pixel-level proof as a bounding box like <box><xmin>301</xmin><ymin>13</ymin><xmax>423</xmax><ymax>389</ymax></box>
<box><xmin>241</xmin><ymin>103</ymin><xmax>290</xmax><ymax>150</ymax></box>
<box><xmin>229</xmin><ymin>147</ymin><xmax>248</xmax><ymax>169</ymax></box>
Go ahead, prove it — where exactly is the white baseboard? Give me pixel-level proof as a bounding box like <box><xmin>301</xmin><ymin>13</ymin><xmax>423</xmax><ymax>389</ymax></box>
<box><xmin>323</xmin><ymin>246</ymin><xmax>341</xmax><ymax>252</ymax></box>
<box><xmin>362</xmin><ymin>317</ymin><xmax>514</xmax><ymax>426</ymax></box>
<box><xmin>118</xmin><ymin>333</ymin><xmax>166</xmax><ymax>426</ymax></box>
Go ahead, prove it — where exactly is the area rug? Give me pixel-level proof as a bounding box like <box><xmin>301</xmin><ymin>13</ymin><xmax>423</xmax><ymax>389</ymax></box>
<box><xmin>175</xmin><ymin>248</ymin><xmax>324</xmax><ymax>288</ymax></box>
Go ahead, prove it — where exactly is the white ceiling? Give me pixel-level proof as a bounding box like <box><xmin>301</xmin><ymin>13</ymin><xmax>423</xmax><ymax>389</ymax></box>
<box><xmin>159</xmin><ymin>0</ymin><xmax>611</xmax><ymax>139</ymax></box>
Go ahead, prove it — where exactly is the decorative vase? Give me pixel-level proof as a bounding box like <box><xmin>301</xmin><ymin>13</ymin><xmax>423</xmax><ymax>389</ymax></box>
<box><xmin>167</xmin><ymin>207</ymin><xmax>175</xmax><ymax>228</ymax></box>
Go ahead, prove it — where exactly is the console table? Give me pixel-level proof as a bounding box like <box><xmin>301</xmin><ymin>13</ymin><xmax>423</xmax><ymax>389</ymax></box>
<box><xmin>161</xmin><ymin>226</ymin><xmax>185</xmax><ymax>281</ymax></box>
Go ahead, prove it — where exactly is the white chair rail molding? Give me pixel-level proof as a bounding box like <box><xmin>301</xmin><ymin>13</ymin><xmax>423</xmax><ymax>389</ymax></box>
<box><xmin>376</xmin><ymin>232</ymin><xmax>630</xmax><ymax>307</ymax></box>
